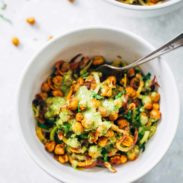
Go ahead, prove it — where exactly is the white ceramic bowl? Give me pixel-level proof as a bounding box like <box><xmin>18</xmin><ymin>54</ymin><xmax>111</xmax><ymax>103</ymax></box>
<box><xmin>16</xmin><ymin>27</ymin><xmax>180</xmax><ymax>183</ymax></box>
<box><xmin>104</xmin><ymin>0</ymin><xmax>183</xmax><ymax>17</ymax></box>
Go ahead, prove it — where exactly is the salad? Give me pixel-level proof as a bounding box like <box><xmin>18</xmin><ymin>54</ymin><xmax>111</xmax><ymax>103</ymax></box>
<box><xmin>116</xmin><ymin>0</ymin><xmax>164</xmax><ymax>6</ymax></box>
<box><xmin>32</xmin><ymin>54</ymin><xmax>161</xmax><ymax>173</ymax></box>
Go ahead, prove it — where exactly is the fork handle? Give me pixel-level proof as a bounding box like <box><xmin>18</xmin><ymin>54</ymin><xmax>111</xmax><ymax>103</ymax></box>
<box><xmin>121</xmin><ymin>33</ymin><xmax>183</xmax><ymax>70</ymax></box>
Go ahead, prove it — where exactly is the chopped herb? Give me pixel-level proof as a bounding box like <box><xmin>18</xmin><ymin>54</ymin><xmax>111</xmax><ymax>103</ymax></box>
<box><xmin>138</xmin><ymin>127</ymin><xmax>145</xmax><ymax>139</ymax></box>
<box><xmin>80</xmin><ymin>71</ymin><xmax>89</xmax><ymax>78</ymax></box>
<box><xmin>77</xmin><ymin>103</ymin><xmax>81</xmax><ymax>112</ymax></box>
<box><xmin>61</xmin><ymin>85</ymin><xmax>68</xmax><ymax>93</ymax></box>
<box><xmin>37</xmin><ymin>122</ymin><xmax>50</xmax><ymax>130</ymax></box>
<box><xmin>92</xmin><ymin>92</ymin><xmax>104</xmax><ymax>100</ymax></box>
<box><xmin>133</xmin><ymin>107</ymin><xmax>141</xmax><ymax>123</ymax></box>
<box><xmin>115</xmin><ymin>90</ymin><xmax>126</xmax><ymax>99</ymax></box>
<box><xmin>78</xmin><ymin>133</ymin><xmax>88</xmax><ymax>139</ymax></box>
<box><xmin>123</xmin><ymin>110</ymin><xmax>132</xmax><ymax>121</ymax></box>
<box><xmin>135</xmin><ymin>67</ymin><xmax>141</xmax><ymax>73</ymax></box>
<box><xmin>101</xmin><ymin>148</ymin><xmax>108</xmax><ymax>162</ymax></box>
<box><xmin>114</xmin><ymin>105</ymin><xmax>119</xmax><ymax>112</ymax></box>
<box><xmin>73</xmin><ymin>73</ymin><xmax>78</xmax><ymax>79</ymax></box>
<box><xmin>61</xmin><ymin>123</ymin><xmax>71</xmax><ymax>134</ymax></box>
<box><xmin>115</xmin><ymin>92</ymin><xmax>122</xmax><ymax>99</ymax></box>
<box><xmin>139</xmin><ymin>143</ymin><xmax>146</xmax><ymax>152</ymax></box>
<box><xmin>129</xmin><ymin>107</ymin><xmax>141</xmax><ymax>127</ymax></box>
<box><xmin>143</xmin><ymin>73</ymin><xmax>151</xmax><ymax>81</ymax></box>
<box><xmin>45</xmin><ymin>118</ymin><xmax>56</xmax><ymax>127</ymax></box>
<box><xmin>103</xmin><ymin>153</ymin><xmax>108</xmax><ymax>162</ymax></box>
<box><xmin>0</xmin><ymin>14</ymin><xmax>12</xmax><ymax>24</ymax></box>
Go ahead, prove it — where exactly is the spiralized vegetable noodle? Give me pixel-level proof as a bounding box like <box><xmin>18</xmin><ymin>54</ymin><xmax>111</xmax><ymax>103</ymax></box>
<box><xmin>32</xmin><ymin>54</ymin><xmax>161</xmax><ymax>172</ymax></box>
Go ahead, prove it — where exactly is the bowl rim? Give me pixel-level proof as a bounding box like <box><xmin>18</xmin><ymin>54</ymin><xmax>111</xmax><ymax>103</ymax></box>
<box><xmin>104</xmin><ymin>0</ymin><xmax>182</xmax><ymax>11</ymax></box>
<box><xmin>16</xmin><ymin>26</ymin><xmax>180</xmax><ymax>183</ymax></box>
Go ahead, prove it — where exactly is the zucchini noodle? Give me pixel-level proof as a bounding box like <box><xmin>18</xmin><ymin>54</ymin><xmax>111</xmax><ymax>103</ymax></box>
<box><xmin>32</xmin><ymin>54</ymin><xmax>161</xmax><ymax>172</ymax></box>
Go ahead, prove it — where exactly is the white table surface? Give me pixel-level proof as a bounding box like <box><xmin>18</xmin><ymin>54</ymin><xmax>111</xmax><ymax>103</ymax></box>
<box><xmin>0</xmin><ymin>0</ymin><xmax>183</xmax><ymax>182</ymax></box>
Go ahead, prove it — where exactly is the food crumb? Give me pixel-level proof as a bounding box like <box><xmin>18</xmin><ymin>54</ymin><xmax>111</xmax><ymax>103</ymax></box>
<box><xmin>48</xmin><ymin>35</ymin><xmax>53</xmax><ymax>40</ymax></box>
<box><xmin>68</xmin><ymin>0</ymin><xmax>75</xmax><ymax>3</ymax></box>
<box><xmin>26</xmin><ymin>17</ymin><xmax>36</xmax><ymax>25</ymax></box>
<box><xmin>11</xmin><ymin>37</ymin><xmax>20</xmax><ymax>46</ymax></box>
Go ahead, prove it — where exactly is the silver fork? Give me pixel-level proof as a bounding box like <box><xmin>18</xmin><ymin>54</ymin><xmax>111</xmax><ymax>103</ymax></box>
<box><xmin>95</xmin><ymin>33</ymin><xmax>183</xmax><ymax>72</ymax></box>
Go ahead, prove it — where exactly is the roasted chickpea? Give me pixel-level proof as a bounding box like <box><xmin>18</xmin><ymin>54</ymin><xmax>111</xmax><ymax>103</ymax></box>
<box><xmin>52</xmin><ymin>90</ymin><xmax>63</xmax><ymax>97</ymax></box>
<box><xmin>90</xmin><ymin>83</ymin><xmax>97</xmax><ymax>90</ymax></box>
<box><xmin>99</xmin><ymin>106</ymin><xmax>108</xmax><ymax>117</ymax></box>
<box><xmin>142</xmin><ymin>96</ymin><xmax>153</xmax><ymax>110</ymax></box>
<box><xmin>144</xmin><ymin>103</ymin><xmax>153</xmax><ymax>110</ymax></box>
<box><xmin>91</xmin><ymin>99</ymin><xmax>101</xmax><ymax>108</ymax></box>
<box><xmin>151</xmin><ymin>92</ymin><xmax>160</xmax><ymax>102</ymax></box>
<box><xmin>54</xmin><ymin>144</ymin><xmax>65</xmax><ymax>155</ymax></box>
<box><xmin>126</xmin><ymin>87</ymin><xmax>136</xmax><ymax>98</ymax></box>
<box><xmin>107</xmin><ymin>76</ymin><xmax>117</xmax><ymax>85</ymax></box>
<box><xmin>12</xmin><ymin>37</ymin><xmax>20</xmax><ymax>46</ymax></box>
<box><xmin>122</xmin><ymin>135</ymin><xmax>134</xmax><ymax>147</ymax></box>
<box><xmin>128</xmin><ymin>103</ymin><xmax>136</xmax><ymax>110</ymax></box>
<box><xmin>120</xmin><ymin>155</ymin><xmax>128</xmax><ymax>164</ymax></box>
<box><xmin>110</xmin><ymin>155</ymin><xmax>121</xmax><ymax>165</ymax></box>
<box><xmin>36</xmin><ymin>92</ymin><xmax>48</xmax><ymax>100</ymax></box>
<box><xmin>52</xmin><ymin>75</ymin><xmax>63</xmax><ymax>86</ymax></box>
<box><xmin>127</xmin><ymin>68</ymin><xmax>135</xmax><ymax>78</ymax></box>
<box><xmin>26</xmin><ymin>17</ymin><xmax>36</xmax><ymax>25</ymax></box>
<box><xmin>120</xmin><ymin>74</ymin><xmax>127</xmax><ymax>87</ymax></box>
<box><xmin>101</xmin><ymin>86</ymin><xmax>112</xmax><ymax>97</ymax></box>
<box><xmin>105</xmin><ymin>130</ymin><xmax>115</xmax><ymax>138</ymax></box>
<box><xmin>110</xmin><ymin>155</ymin><xmax>127</xmax><ymax>165</ymax></box>
<box><xmin>79</xmin><ymin>104</ymin><xmax>87</xmax><ymax>111</ymax></box>
<box><xmin>41</xmin><ymin>82</ymin><xmax>50</xmax><ymax>92</ymax></box>
<box><xmin>98</xmin><ymin>137</ymin><xmax>108</xmax><ymax>147</ymax></box>
<box><xmin>48</xmin><ymin>35</ymin><xmax>53</xmax><ymax>40</ymax></box>
<box><xmin>45</xmin><ymin>141</ymin><xmax>56</xmax><ymax>152</ymax></box>
<box><xmin>88</xmin><ymin>131</ymin><xmax>98</xmax><ymax>143</ymax></box>
<box><xmin>117</xmin><ymin>118</ymin><xmax>129</xmax><ymax>129</ymax></box>
<box><xmin>72</xmin><ymin>121</ymin><xmax>84</xmax><ymax>135</ymax></box>
<box><xmin>136</xmin><ymin>73</ymin><xmax>142</xmax><ymax>79</ymax></box>
<box><xmin>76</xmin><ymin>113</ymin><xmax>84</xmax><ymax>122</ymax></box>
<box><xmin>109</xmin><ymin>112</ymin><xmax>118</xmax><ymax>121</ymax></box>
<box><xmin>58</xmin><ymin>154</ymin><xmax>69</xmax><ymax>164</ymax></box>
<box><xmin>92</xmin><ymin>56</ymin><xmax>105</xmax><ymax>65</ymax></box>
<box><xmin>73</xmin><ymin>83</ymin><xmax>80</xmax><ymax>92</ymax></box>
<box><xmin>140</xmin><ymin>112</ymin><xmax>149</xmax><ymax>125</ymax></box>
<box><xmin>77</xmin><ymin>77</ymin><xmax>84</xmax><ymax>85</ymax></box>
<box><xmin>153</xmin><ymin>103</ymin><xmax>160</xmax><ymax>110</ymax></box>
<box><xmin>108</xmin><ymin>148</ymin><xmax>118</xmax><ymax>157</ymax></box>
<box><xmin>68</xmin><ymin>98</ymin><xmax>78</xmax><ymax>111</ymax></box>
<box><xmin>127</xmin><ymin>146</ymin><xmax>140</xmax><ymax>161</ymax></box>
<box><xmin>88</xmin><ymin>146</ymin><xmax>101</xmax><ymax>159</ymax></box>
<box><xmin>150</xmin><ymin>109</ymin><xmax>161</xmax><ymax>121</ymax></box>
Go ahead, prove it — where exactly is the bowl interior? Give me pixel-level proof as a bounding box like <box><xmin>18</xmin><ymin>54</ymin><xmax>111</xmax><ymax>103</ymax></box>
<box><xmin>17</xmin><ymin>28</ymin><xmax>179</xmax><ymax>183</ymax></box>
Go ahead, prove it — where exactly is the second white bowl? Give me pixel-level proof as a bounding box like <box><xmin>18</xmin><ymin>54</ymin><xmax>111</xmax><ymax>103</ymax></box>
<box><xmin>104</xmin><ymin>0</ymin><xmax>183</xmax><ymax>17</ymax></box>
